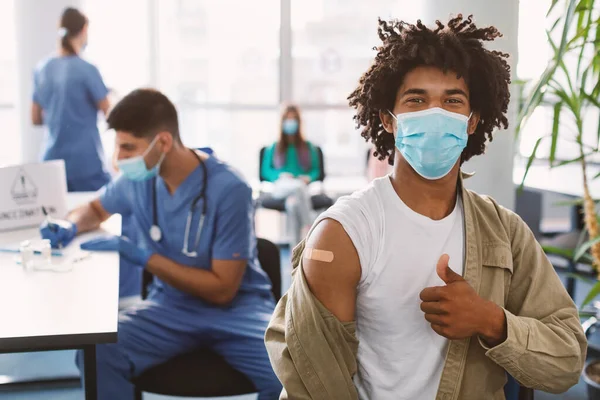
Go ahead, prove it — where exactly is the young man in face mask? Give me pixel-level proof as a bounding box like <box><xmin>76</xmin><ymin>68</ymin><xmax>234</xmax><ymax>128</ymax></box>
<box><xmin>265</xmin><ymin>15</ymin><xmax>586</xmax><ymax>399</ymax></box>
<box><xmin>40</xmin><ymin>89</ymin><xmax>282</xmax><ymax>400</ymax></box>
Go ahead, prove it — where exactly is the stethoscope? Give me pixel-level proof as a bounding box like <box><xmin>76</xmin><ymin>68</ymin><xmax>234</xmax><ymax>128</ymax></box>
<box><xmin>149</xmin><ymin>150</ymin><xmax>208</xmax><ymax>257</ymax></box>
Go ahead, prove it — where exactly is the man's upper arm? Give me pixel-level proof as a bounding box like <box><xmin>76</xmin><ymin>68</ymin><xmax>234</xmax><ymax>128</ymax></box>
<box><xmin>210</xmin><ymin>181</ymin><xmax>254</xmax><ymax>294</ymax></box>
<box><xmin>98</xmin><ymin>175</ymin><xmax>134</xmax><ymax>217</ymax></box>
<box><xmin>303</xmin><ymin>218</ymin><xmax>361</xmax><ymax>322</ymax></box>
<box><xmin>212</xmin><ymin>182</ymin><xmax>253</xmax><ymax>261</ymax></box>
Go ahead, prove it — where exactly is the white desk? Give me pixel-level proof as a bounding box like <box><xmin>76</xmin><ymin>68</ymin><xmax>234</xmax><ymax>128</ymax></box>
<box><xmin>0</xmin><ymin>192</ymin><xmax>120</xmax><ymax>400</ymax></box>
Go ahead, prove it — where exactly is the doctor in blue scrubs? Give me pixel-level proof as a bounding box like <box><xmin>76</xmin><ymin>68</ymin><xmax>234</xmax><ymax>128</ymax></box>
<box><xmin>40</xmin><ymin>89</ymin><xmax>281</xmax><ymax>400</ymax></box>
<box><xmin>31</xmin><ymin>7</ymin><xmax>111</xmax><ymax>192</ymax></box>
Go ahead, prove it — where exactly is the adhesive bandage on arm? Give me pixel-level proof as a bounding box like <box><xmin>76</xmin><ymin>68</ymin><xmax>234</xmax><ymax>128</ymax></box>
<box><xmin>304</xmin><ymin>247</ymin><xmax>335</xmax><ymax>263</ymax></box>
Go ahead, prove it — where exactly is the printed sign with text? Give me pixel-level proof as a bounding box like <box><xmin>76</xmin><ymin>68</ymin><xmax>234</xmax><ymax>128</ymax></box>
<box><xmin>0</xmin><ymin>160</ymin><xmax>68</xmax><ymax>231</ymax></box>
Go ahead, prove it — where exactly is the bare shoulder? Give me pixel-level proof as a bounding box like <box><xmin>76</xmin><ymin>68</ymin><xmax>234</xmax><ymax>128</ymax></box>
<box><xmin>302</xmin><ymin>218</ymin><xmax>361</xmax><ymax>322</ymax></box>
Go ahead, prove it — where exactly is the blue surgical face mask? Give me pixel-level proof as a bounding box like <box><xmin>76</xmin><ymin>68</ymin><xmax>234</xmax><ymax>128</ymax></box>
<box><xmin>389</xmin><ymin>107</ymin><xmax>471</xmax><ymax>180</ymax></box>
<box><xmin>117</xmin><ymin>136</ymin><xmax>166</xmax><ymax>181</ymax></box>
<box><xmin>282</xmin><ymin>119</ymin><xmax>299</xmax><ymax>135</ymax></box>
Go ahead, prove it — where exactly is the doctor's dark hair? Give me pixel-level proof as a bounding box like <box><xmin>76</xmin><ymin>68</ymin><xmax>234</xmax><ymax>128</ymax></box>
<box><xmin>59</xmin><ymin>7</ymin><xmax>87</xmax><ymax>55</ymax></box>
<box><xmin>348</xmin><ymin>15</ymin><xmax>511</xmax><ymax>165</ymax></box>
<box><xmin>107</xmin><ymin>89</ymin><xmax>181</xmax><ymax>143</ymax></box>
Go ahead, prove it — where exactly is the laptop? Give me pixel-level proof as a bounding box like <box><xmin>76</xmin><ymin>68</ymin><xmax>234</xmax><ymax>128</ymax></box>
<box><xmin>0</xmin><ymin>160</ymin><xmax>68</xmax><ymax>232</ymax></box>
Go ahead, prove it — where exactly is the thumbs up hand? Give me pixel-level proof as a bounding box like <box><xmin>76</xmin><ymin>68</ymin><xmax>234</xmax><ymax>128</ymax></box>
<box><xmin>419</xmin><ymin>254</ymin><xmax>507</xmax><ymax>345</ymax></box>
<box><xmin>436</xmin><ymin>254</ymin><xmax>463</xmax><ymax>284</ymax></box>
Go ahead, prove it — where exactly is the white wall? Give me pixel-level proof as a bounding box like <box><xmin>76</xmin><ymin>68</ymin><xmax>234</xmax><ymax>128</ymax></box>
<box><xmin>420</xmin><ymin>0</ymin><xmax>519</xmax><ymax>210</ymax></box>
<box><xmin>15</xmin><ymin>0</ymin><xmax>82</xmax><ymax>164</ymax></box>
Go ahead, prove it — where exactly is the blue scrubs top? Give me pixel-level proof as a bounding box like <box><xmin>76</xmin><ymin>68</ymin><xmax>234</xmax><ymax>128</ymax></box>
<box><xmin>33</xmin><ymin>55</ymin><xmax>110</xmax><ymax>192</ymax></box>
<box><xmin>118</xmin><ymin>213</ymin><xmax>143</xmax><ymax>299</ymax></box>
<box><xmin>99</xmin><ymin>155</ymin><xmax>273</xmax><ymax>305</ymax></box>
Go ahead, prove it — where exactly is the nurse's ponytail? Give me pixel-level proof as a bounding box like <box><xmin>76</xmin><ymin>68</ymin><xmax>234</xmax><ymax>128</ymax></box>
<box><xmin>59</xmin><ymin>7</ymin><xmax>88</xmax><ymax>55</ymax></box>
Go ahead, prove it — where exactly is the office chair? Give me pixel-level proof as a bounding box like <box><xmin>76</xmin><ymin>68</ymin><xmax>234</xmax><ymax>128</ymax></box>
<box><xmin>515</xmin><ymin>188</ymin><xmax>543</xmax><ymax>240</ymax></box>
<box><xmin>257</xmin><ymin>145</ymin><xmax>333</xmax><ymax>212</ymax></box>
<box><xmin>540</xmin><ymin>203</ymin><xmax>585</xmax><ymax>298</ymax></box>
<box><xmin>132</xmin><ymin>238</ymin><xmax>281</xmax><ymax>399</ymax></box>
<box><xmin>515</xmin><ymin>187</ymin><xmax>587</xmax><ymax>298</ymax></box>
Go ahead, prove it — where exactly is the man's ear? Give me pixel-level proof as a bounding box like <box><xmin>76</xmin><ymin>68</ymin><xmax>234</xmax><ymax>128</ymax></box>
<box><xmin>468</xmin><ymin>113</ymin><xmax>480</xmax><ymax>135</ymax></box>
<box><xmin>379</xmin><ymin>110</ymin><xmax>396</xmax><ymax>134</ymax></box>
<box><xmin>157</xmin><ymin>131</ymin><xmax>174</xmax><ymax>153</ymax></box>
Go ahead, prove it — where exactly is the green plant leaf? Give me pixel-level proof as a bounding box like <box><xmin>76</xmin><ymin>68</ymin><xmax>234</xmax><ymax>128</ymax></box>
<box><xmin>517</xmin><ymin>0</ymin><xmax>577</xmax><ymax>137</ymax></box>
<box><xmin>595</xmin><ymin>15</ymin><xmax>600</xmax><ymax>77</ymax></box>
<box><xmin>547</xmin><ymin>33</ymin><xmax>576</xmax><ymax>96</ymax></box>
<box><xmin>516</xmin><ymin>67</ymin><xmax>556</xmax><ymax>137</ymax></box>
<box><xmin>543</xmin><ymin>245</ymin><xmax>574</xmax><ymax>259</ymax></box>
<box><xmin>547</xmin><ymin>0</ymin><xmax>561</xmax><ymax>17</ymax></box>
<box><xmin>581</xmin><ymin>253</ymin><xmax>595</xmax><ymax>265</ymax></box>
<box><xmin>576</xmin><ymin>5</ymin><xmax>594</xmax><ymax>79</ymax></box>
<box><xmin>519</xmin><ymin>136</ymin><xmax>548</xmax><ymax>190</ymax></box>
<box><xmin>551</xmin><ymin>15</ymin><xmax>563</xmax><ymax>32</ymax></box>
<box><xmin>576</xmin><ymin>0</ymin><xmax>592</xmax><ymax>12</ymax></box>
<box><xmin>550</xmin><ymin>102</ymin><xmax>562</xmax><ymax>165</ymax></box>
<box><xmin>580</xmin><ymin>69</ymin><xmax>590</xmax><ymax>103</ymax></box>
<box><xmin>558</xmin><ymin>0</ymin><xmax>580</xmax><ymax>56</ymax></box>
<box><xmin>584</xmin><ymin>92</ymin><xmax>600</xmax><ymax>109</ymax></box>
<box><xmin>597</xmin><ymin>111</ymin><xmax>600</xmax><ymax>149</ymax></box>
<box><xmin>582</xmin><ymin>280</ymin><xmax>600</xmax><ymax>308</ymax></box>
<box><xmin>574</xmin><ymin>236</ymin><xmax>600</xmax><ymax>262</ymax></box>
<box><xmin>566</xmin><ymin>272</ymin><xmax>596</xmax><ymax>285</ymax></box>
<box><xmin>550</xmin><ymin>82</ymin><xmax>577</xmax><ymax>112</ymax></box>
<box><xmin>554</xmin><ymin>152</ymin><xmax>597</xmax><ymax>167</ymax></box>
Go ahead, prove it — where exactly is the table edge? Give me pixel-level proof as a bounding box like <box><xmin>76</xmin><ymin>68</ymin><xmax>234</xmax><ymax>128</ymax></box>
<box><xmin>0</xmin><ymin>331</ymin><xmax>117</xmax><ymax>354</ymax></box>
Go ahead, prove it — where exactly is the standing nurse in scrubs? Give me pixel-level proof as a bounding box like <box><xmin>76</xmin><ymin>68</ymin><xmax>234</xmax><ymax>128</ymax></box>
<box><xmin>33</xmin><ymin>8</ymin><xmax>141</xmax><ymax>303</ymax></box>
<box><xmin>31</xmin><ymin>7</ymin><xmax>111</xmax><ymax>192</ymax></box>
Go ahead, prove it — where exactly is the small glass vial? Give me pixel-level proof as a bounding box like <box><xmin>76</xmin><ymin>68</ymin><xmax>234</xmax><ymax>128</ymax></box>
<box><xmin>19</xmin><ymin>240</ymin><xmax>33</xmax><ymax>271</ymax></box>
<box><xmin>40</xmin><ymin>239</ymin><xmax>52</xmax><ymax>266</ymax></box>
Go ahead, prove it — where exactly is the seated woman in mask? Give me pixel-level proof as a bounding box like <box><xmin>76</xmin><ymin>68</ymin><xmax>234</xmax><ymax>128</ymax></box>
<box><xmin>261</xmin><ymin>104</ymin><xmax>321</xmax><ymax>248</ymax></box>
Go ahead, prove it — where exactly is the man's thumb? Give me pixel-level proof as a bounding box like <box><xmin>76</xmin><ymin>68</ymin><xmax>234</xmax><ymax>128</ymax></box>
<box><xmin>436</xmin><ymin>254</ymin><xmax>462</xmax><ymax>284</ymax></box>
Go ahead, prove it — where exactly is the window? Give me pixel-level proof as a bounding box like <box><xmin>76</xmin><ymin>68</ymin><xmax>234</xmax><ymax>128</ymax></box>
<box><xmin>83</xmin><ymin>0</ymin><xmax>152</xmax><ymax>97</ymax></box>
<box><xmin>82</xmin><ymin>0</ymin><xmax>152</xmax><ymax>165</ymax></box>
<box><xmin>156</xmin><ymin>0</ymin><xmax>280</xmax><ymax>106</ymax></box>
<box><xmin>153</xmin><ymin>0</ymin><xmax>280</xmax><ymax>177</ymax></box>
<box><xmin>0</xmin><ymin>0</ymin><xmax>16</xmax><ymax>166</ymax></box>
<box><xmin>516</xmin><ymin>0</ymin><xmax>600</xmax><ymax>163</ymax></box>
<box><xmin>290</xmin><ymin>0</ymin><xmax>425</xmax><ymax>177</ymax></box>
<box><xmin>3</xmin><ymin>1</ymin><xmax>553</xmax><ymax>176</ymax></box>
<box><xmin>291</xmin><ymin>0</ymin><xmax>424</xmax><ymax>105</ymax></box>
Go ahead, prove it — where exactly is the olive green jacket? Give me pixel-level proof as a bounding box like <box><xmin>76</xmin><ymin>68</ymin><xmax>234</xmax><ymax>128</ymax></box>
<box><xmin>265</xmin><ymin>181</ymin><xmax>587</xmax><ymax>400</ymax></box>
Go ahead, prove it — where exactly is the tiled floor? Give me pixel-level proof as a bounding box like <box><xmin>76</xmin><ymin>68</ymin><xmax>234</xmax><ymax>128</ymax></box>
<box><xmin>0</xmin><ymin>249</ymin><xmax>595</xmax><ymax>399</ymax></box>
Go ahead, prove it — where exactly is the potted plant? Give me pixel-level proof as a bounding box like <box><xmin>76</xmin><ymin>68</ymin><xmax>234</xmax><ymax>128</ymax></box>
<box><xmin>516</xmin><ymin>0</ymin><xmax>600</xmax><ymax>396</ymax></box>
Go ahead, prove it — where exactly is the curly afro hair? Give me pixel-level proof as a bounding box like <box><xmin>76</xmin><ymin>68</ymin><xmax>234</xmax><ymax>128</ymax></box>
<box><xmin>348</xmin><ymin>15</ymin><xmax>511</xmax><ymax>165</ymax></box>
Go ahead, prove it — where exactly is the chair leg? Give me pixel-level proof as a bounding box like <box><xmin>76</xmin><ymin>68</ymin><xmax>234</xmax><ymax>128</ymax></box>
<box><xmin>134</xmin><ymin>387</ymin><xmax>143</xmax><ymax>400</ymax></box>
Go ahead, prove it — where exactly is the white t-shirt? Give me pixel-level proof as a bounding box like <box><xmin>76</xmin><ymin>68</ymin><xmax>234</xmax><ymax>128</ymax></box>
<box><xmin>314</xmin><ymin>176</ymin><xmax>465</xmax><ymax>400</ymax></box>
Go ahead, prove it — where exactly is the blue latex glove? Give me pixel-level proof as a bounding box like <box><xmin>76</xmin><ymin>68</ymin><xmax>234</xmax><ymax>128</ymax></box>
<box><xmin>80</xmin><ymin>235</ymin><xmax>153</xmax><ymax>267</ymax></box>
<box><xmin>40</xmin><ymin>219</ymin><xmax>77</xmax><ymax>249</ymax></box>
